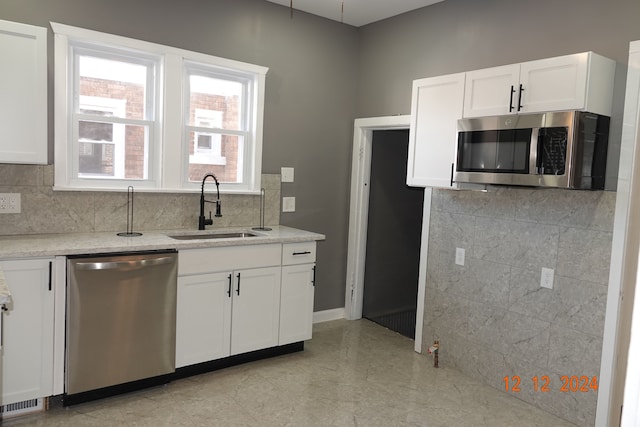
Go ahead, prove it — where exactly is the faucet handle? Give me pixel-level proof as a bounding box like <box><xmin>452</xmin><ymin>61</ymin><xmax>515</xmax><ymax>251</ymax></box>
<box><xmin>204</xmin><ymin>212</ymin><xmax>213</xmax><ymax>226</ymax></box>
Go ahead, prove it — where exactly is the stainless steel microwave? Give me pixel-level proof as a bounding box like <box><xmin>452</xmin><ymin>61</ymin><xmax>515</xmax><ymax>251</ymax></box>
<box><xmin>454</xmin><ymin>111</ymin><xmax>610</xmax><ymax>189</ymax></box>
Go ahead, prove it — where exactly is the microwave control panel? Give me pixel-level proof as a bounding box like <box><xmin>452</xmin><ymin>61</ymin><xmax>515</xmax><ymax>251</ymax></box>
<box><xmin>537</xmin><ymin>127</ymin><xmax>568</xmax><ymax>175</ymax></box>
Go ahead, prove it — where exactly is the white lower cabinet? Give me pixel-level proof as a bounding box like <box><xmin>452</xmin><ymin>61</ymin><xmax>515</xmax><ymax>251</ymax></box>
<box><xmin>0</xmin><ymin>258</ymin><xmax>54</xmax><ymax>406</ymax></box>
<box><xmin>279</xmin><ymin>242</ymin><xmax>316</xmax><ymax>345</ymax></box>
<box><xmin>279</xmin><ymin>264</ymin><xmax>315</xmax><ymax>345</ymax></box>
<box><xmin>176</xmin><ymin>272</ymin><xmax>232</xmax><ymax>366</ymax></box>
<box><xmin>175</xmin><ymin>244</ymin><xmax>284</xmax><ymax>368</ymax></box>
<box><xmin>230</xmin><ymin>266</ymin><xmax>281</xmax><ymax>355</ymax></box>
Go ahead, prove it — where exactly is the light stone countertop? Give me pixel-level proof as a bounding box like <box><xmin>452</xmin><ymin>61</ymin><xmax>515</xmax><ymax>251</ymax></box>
<box><xmin>0</xmin><ymin>225</ymin><xmax>325</xmax><ymax>259</ymax></box>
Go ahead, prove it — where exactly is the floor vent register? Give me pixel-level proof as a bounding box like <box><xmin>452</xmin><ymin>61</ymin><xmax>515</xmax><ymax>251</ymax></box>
<box><xmin>0</xmin><ymin>398</ymin><xmax>45</xmax><ymax>419</ymax></box>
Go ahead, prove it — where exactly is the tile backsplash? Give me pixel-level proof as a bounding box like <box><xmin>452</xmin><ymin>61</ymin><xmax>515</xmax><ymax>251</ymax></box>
<box><xmin>0</xmin><ymin>164</ymin><xmax>280</xmax><ymax>235</ymax></box>
<box><xmin>422</xmin><ymin>187</ymin><xmax>615</xmax><ymax>427</ymax></box>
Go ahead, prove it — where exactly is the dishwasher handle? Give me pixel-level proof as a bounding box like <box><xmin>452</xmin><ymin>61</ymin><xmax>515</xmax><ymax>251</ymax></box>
<box><xmin>74</xmin><ymin>256</ymin><xmax>175</xmax><ymax>271</ymax></box>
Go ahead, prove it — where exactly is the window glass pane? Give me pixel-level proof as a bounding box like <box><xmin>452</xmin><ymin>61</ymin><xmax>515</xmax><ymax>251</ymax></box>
<box><xmin>79</xmin><ymin>55</ymin><xmax>148</xmax><ymax>120</ymax></box>
<box><xmin>188</xmin><ymin>133</ymin><xmax>243</xmax><ymax>183</ymax></box>
<box><xmin>189</xmin><ymin>75</ymin><xmax>242</xmax><ymax>131</ymax></box>
<box><xmin>79</xmin><ymin>120</ymin><xmax>113</xmax><ymax>142</ymax></box>
<box><xmin>79</xmin><ymin>142</ymin><xmax>115</xmax><ymax>176</ymax></box>
<box><xmin>78</xmin><ymin>121</ymin><xmax>148</xmax><ymax>179</ymax></box>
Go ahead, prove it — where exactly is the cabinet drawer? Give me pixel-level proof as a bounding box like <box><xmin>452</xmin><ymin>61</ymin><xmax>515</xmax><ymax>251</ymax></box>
<box><xmin>179</xmin><ymin>244</ymin><xmax>282</xmax><ymax>275</ymax></box>
<box><xmin>282</xmin><ymin>242</ymin><xmax>316</xmax><ymax>265</ymax></box>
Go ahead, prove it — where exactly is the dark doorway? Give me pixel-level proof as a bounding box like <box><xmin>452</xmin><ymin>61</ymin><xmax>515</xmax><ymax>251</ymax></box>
<box><xmin>362</xmin><ymin>129</ymin><xmax>424</xmax><ymax>339</ymax></box>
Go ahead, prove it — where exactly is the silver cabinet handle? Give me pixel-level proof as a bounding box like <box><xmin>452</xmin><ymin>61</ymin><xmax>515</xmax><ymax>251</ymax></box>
<box><xmin>75</xmin><ymin>256</ymin><xmax>175</xmax><ymax>271</ymax></box>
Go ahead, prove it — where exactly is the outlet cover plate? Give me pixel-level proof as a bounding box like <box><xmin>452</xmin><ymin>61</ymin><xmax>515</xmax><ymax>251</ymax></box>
<box><xmin>0</xmin><ymin>193</ymin><xmax>21</xmax><ymax>214</ymax></box>
<box><xmin>455</xmin><ymin>247</ymin><xmax>465</xmax><ymax>266</ymax></box>
<box><xmin>541</xmin><ymin>267</ymin><xmax>554</xmax><ymax>289</ymax></box>
<box><xmin>282</xmin><ymin>196</ymin><xmax>296</xmax><ymax>212</ymax></box>
<box><xmin>281</xmin><ymin>167</ymin><xmax>294</xmax><ymax>183</ymax></box>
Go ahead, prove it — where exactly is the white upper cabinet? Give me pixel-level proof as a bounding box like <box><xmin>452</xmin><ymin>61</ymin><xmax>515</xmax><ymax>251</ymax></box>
<box><xmin>407</xmin><ymin>73</ymin><xmax>465</xmax><ymax>188</ymax></box>
<box><xmin>463</xmin><ymin>64</ymin><xmax>520</xmax><ymax>117</ymax></box>
<box><xmin>464</xmin><ymin>52</ymin><xmax>615</xmax><ymax>117</ymax></box>
<box><xmin>0</xmin><ymin>20</ymin><xmax>48</xmax><ymax>164</ymax></box>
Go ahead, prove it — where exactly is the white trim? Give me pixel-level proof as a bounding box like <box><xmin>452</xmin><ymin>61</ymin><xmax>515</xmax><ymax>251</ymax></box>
<box><xmin>622</xmin><ymin>257</ymin><xmax>640</xmax><ymax>426</ymax></box>
<box><xmin>414</xmin><ymin>188</ymin><xmax>432</xmax><ymax>354</ymax></box>
<box><xmin>313</xmin><ymin>308</ymin><xmax>345</xmax><ymax>324</ymax></box>
<box><xmin>52</xmin><ymin>256</ymin><xmax>66</xmax><ymax>395</ymax></box>
<box><xmin>345</xmin><ymin>115</ymin><xmax>429</xmax><ymax>353</ymax></box>
<box><xmin>597</xmin><ymin>39</ymin><xmax>640</xmax><ymax>426</ymax></box>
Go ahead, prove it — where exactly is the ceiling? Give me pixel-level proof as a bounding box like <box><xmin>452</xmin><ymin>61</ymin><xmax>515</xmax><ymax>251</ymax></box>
<box><xmin>264</xmin><ymin>0</ymin><xmax>445</xmax><ymax>27</ymax></box>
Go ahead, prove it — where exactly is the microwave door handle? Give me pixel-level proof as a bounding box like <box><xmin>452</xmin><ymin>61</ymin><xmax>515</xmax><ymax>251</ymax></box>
<box><xmin>531</xmin><ymin>128</ymin><xmax>541</xmax><ymax>175</ymax></box>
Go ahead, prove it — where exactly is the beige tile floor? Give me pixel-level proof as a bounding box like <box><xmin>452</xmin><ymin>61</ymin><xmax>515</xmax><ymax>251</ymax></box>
<box><xmin>4</xmin><ymin>319</ymin><xmax>577</xmax><ymax>426</ymax></box>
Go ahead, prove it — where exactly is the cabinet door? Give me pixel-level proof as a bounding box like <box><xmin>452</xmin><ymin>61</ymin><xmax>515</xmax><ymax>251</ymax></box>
<box><xmin>0</xmin><ymin>20</ymin><xmax>47</xmax><ymax>164</ymax></box>
<box><xmin>407</xmin><ymin>73</ymin><xmax>465</xmax><ymax>188</ymax></box>
<box><xmin>176</xmin><ymin>272</ymin><xmax>232</xmax><ymax>367</ymax></box>
<box><xmin>1</xmin><ymin>259</ymin><xmax>54</xmax><ymax>406</ymax></box>
<box><xmin>519</xmin><ymin>53</ymin><xmax>589</xmax><ymax>114</ymax></box>
<box><xmin>230</xmin><ymin>266</ymin><xmax>281</xmax><ymax>355</ymax></box>
<box><xmin>463</xmin><ymin>64</ymin><xmax>520</xmax><ymax>117</ymax></box>
<box><xmin>279</xmin><ymin>264</ymin><xmax>315</xmax><ymax>345</ymax></box>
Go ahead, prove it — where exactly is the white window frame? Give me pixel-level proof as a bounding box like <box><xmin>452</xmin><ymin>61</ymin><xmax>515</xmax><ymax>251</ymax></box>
<box><xmin>52</xmin><ymin>22</ymin><xmax>268</xmax><ymax>194</ymax></box>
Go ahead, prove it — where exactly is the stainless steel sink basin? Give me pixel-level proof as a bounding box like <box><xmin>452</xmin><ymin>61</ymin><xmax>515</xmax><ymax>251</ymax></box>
<box><xmin>168</xmin><ymin>232</ymin><xmax>259</xmax><ymax>240</ymax></box>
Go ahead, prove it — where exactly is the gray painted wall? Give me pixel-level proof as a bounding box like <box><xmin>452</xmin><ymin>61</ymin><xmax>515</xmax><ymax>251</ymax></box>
<box><xmin>0</xmin><ymin>0</ymin><xmax>359</xmax><ymax>311</ymax></box>
<box><xmin>356</xmin><ymin>0</ymin><xmax>640</xmax><ymax>118</ymax></box>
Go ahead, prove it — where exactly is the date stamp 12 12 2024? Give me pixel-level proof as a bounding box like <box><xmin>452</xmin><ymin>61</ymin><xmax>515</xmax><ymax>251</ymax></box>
<box><xmin>503</xmin><ymin>375</ymin><xmax>598</xmax><ymax>393</ymax></box>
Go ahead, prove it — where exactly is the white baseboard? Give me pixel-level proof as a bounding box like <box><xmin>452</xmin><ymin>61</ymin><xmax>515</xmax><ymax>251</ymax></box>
<box><xmin>313</xmin><ymin>307</ymin><xmax>345</xmax><ymax>324</ymax></box>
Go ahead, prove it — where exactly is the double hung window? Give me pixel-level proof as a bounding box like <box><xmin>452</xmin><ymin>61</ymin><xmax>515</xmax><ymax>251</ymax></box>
<box><xmin>53</xmin><ymin>23</ymin><xmax>267</xmax><ymax>193</ymax></box>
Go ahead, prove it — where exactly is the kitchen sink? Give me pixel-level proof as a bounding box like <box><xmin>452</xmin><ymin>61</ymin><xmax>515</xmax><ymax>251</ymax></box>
<box><xmin>167</xmin><ymin>232</ymin><xmax>259</xmax><ymax>240</ymax></box>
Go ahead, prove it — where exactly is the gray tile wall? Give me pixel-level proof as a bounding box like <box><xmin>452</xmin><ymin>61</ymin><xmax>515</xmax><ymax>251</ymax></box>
<box><xmin>422</xmin><ymin>187</ymin><xmax>615</xmax><ymax>426</ymax></box>
<box><xmin>0</xmin><ymin>164</ymin><xmax>280</xmax><ymax>235</ymax></box>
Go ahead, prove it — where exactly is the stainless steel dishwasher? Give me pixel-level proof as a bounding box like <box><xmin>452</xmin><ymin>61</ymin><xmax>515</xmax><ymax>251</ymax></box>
<box><xmin>65</xmin><ymin>250</ymin><xmax>178</xmax><ymax>405</ymax></box>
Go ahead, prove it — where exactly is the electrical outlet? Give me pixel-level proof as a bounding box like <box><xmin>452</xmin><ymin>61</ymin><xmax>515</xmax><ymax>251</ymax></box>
<box><xmin>0</xmin><ymin>193</ymin><xmax>21</xmax><ymax>214</ymax></box>
<box><xmin>282</xmin><ymin>196</ymin><xmax>296</xmax><ymax>212</ymax></box>
<box><xmin>455</xmin><ymin>247</ymin><xmax>465</xmax><ymax>266</ymax></box>
<box><xmin>281</xmin><ymin>167</ymin><xmax>295</xmax><ymax>183</ymax></box>
<box><xmin>541</xmin><ymin>267</ymin><xmax>554</xmax><ymax>289</ymax></box>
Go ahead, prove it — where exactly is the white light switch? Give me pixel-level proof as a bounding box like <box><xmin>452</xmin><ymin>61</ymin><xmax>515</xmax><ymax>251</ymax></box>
<box><xmin>541</xmin><ymin>267</ymin><xmax>554</xmax><ymax>289</ymax></box>
<box><xmin>281</xmin><ymin>167</ymin><xmax>294</xmax><ymax>183</ymax></box>
<box><xmin>282</xmin><ymin>196</ymin><xmax>296</xmax><ymax>212</ymax></box>
<box><xmin>455</xmin><ymin>248</ymin><xmax>465</xmax><ymax>266</ymax></box>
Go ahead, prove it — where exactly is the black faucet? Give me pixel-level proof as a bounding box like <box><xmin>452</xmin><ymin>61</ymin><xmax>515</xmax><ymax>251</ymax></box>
<box><xmin>198</xmin><ymin>174</ymin><xmax>222</xmax><ymax>230</ymax></box>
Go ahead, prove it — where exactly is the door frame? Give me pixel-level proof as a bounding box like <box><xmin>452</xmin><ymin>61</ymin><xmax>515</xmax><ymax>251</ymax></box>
<box><xmin>345</xmin><ymin>115</ymin><xmax>429</xmax><ymax>353</ymax></box>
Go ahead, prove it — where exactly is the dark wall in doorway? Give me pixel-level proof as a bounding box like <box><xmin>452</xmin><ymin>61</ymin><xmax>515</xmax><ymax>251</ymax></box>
<box><xmin>363</xmin><ymin>130</ymin><xmax>424</xmax><ymax>324</ymax></box>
